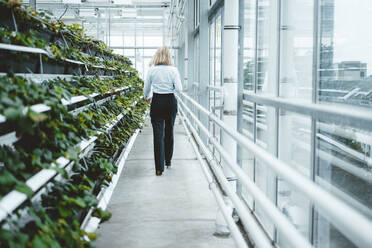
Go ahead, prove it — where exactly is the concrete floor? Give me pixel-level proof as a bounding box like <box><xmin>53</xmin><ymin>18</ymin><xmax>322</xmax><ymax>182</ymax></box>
<box><xmin>94</xmin><ymin>117</ymin><xmax>235</xmax><ymax>248</ymax></box>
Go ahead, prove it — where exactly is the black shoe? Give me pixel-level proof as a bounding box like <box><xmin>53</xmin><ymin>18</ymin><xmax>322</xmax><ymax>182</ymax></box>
<box><xmin>156</xmin><ymin>170</ymin><xmax>163</xmax><ymax>176</ymax></box>
<box><xmin>166</xmin><ymin>161</ymin><xmax>171</xmax><ymax>168</ymax></box>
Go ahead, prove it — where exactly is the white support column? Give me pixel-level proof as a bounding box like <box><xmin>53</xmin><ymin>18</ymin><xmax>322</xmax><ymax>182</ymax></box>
<box><xmin>214</xmin><ymin>0</ymin><xmax>240</xmax><ymax>237</ymax></box>
<box><xmin>222</xmin><ymin>0</ymin><xmax>239</xmax><ymax>181</ymax></box>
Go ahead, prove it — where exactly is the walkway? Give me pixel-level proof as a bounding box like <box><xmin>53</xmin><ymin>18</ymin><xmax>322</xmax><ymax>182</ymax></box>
<box><xmin>94</xmin><ymin>116</ymin><xmax>235</xmax><ymax>248</ymax></box>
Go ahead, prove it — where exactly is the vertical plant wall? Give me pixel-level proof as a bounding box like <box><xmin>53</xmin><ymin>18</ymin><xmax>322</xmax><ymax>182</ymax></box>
<box><xmin>0</xmin><ymin>0</ymin><xmax>148</xmax><ymax>247</ymax></box>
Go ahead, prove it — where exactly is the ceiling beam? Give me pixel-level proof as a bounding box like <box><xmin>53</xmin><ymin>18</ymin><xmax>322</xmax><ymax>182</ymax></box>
<box><xmin>34</xmin><ymin>2</ymin><xmax>170</xmax><ymax>9</ymax></box>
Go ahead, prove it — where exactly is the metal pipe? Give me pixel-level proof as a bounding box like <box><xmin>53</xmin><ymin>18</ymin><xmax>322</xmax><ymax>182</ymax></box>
<box><xmin>178</xmin><ymin>92</ymin><xmax>372</xmax><ymax>248</ymax></box>
<box><xmin>177</xmin><ymin>96</ymin><xmax>311</xmax><ymax>248</ymax></box>
<box><xmin>243</xmin><ymin>91</ymin><xmax>372</xmax><ymax>132</ymax></box>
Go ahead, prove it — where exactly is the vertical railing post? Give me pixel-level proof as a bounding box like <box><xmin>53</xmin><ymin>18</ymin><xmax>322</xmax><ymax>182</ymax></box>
<box><xmin>198</xmin><ymin>0</ymin><xmax>209</xmax><ymax>145</ymax></box>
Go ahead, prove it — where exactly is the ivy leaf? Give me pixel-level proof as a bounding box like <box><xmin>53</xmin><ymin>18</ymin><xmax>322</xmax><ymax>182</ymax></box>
<box><xmin>92</xmin><ymin>208</ymin><xmax>111</xmax><ymax>222</ymax></box>
<box><xmin>57</xmin><ymin>206</ymin><xmax>70</xmax><ymax>218</ymax></box>
<box><xmin>28</xmin><ymin>111</ymin><xmax>48</xmax><ymax>123</ymax></box>
<box><xmin>74</xmin><ymin>198</ymin><xmax>86</xmax><ymax>208</ymax></box>
<box><xmin>15</xmin><ymin>182</ymin><xmax>33</xmax><ymax>197</ymax></box>
<box><xmin>31</xmin><ymin>235</ymin><xmax>49</xmax><ymax>248</ymax></box>
<box><xmin>3</xmin><ymin>107</ymin><xmax>22</xmax><ymax>121</ymax></box>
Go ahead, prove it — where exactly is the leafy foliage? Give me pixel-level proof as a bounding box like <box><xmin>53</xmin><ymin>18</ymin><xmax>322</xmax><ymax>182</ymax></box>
<box><xmin>0</xmin><ymin>1</ymin><xmax>149</xmax><ymax>246</ymax></box>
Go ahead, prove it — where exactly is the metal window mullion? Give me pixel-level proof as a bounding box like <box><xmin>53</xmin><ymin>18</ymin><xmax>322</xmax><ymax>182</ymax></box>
<box><xmin>236</xmin><ymin>0</ymin><xmax>245</xmax><ymax>198</ymax></box>
<box><xmin>212</xmin><ymin>18</ymin><xmax>217</xmax><ymax>154</ymax></box>
<box><xmin>252</xmin><ymin>0</ymin><xmax>260</xmax><ymax>212</ymax></box>
<box><xmin>220</xmin><ymin>9</ymin><xmax>224</xmax><ymax>163</ymax></box>
<box><xmin>309</xmin><ymin>0</ymin><xmax>320</xmax><ymax>244</ymax></box>
<box><xmin>273</xmin><ymin>0</ymin><xmax>282</xmax><ymax>243</ymax></box>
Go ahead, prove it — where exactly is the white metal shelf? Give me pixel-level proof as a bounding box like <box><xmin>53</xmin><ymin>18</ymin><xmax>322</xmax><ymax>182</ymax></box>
<box><xmin>0</xmin><ymin>43</ymin><xmax>132</xmax><ymax>75</ymax></box>
<box><xmin>81</xmin><ymin>108</ymin><xmax>147</xmax><ymax>235</ymax></box>
<box><xmin>0</xmin><ymin>98</ymin><xmax>143</xmax><ymax>223</ymax></box>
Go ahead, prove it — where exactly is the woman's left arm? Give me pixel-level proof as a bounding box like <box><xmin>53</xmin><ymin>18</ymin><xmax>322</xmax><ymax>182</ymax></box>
<box><xmin>143</xmin><ymin>68</ymin><xmax>152</xmax><ymax>100</ymax></box>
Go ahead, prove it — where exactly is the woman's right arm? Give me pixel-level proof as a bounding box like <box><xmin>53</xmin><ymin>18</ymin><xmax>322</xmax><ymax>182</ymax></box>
<box><xmin>173</xmin><ymin>68</ymin><xmax>183</xmax><ymax>93</ymax></box>
<box><xmin>143</xmin><ymin>68</ymin><xmax>152</xmax><ymax>100</ymax></box>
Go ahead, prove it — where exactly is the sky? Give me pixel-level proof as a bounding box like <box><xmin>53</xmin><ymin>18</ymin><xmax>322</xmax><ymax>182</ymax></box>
<box><xmin>333</xmin><ymin>0</ymin><xmax>372</xmax><ymax>76</ymax></box>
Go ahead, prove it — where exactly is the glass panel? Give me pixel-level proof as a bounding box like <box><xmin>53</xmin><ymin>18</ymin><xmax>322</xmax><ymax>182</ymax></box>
<box><xmin>243</xmin><ymin>0</ymin><xmax>256</xmax><ymax>91</ymax></box>
<box><xmin>256</xmin><ymin>0</ymin><xmax>279</xmax><ymax>95</ymax></box>
<box><xmin>143</xmin><ymin>36</ymin><xmax>163</xmax><ymax>47</ymax></box>
<box><xmin>315</xmin><ymin>1</ymin><xmax>372</xmax><ymax>247</ymax></box>
<box><xmin>194</xmin><ymin>0</ymin><xmax>200</xmax><ymax>27</ymax></box>
<box><xmin>214</xmin><ymin>14</ymin><xmax>222</xmax><ymax>153</ymax></box>
<box><xmin>279</xmin><ymin>0</ymin><xmax>314</xmax><ymax>101</ymax></box>
<box><xmin>253</xmin><ymin>0</ymin><xmax>279</xmax><ymax>237</ymax></box>
<box><xmin>209</xmin><ymin>20</ymin><xmax>215</xmax><ymax>152</ymax></box>
<box><xmin>314</xmin><ymin>121</ymin><xmax>372</xmax><ymax>248</ymax></box>
<box><xmin>194</xmin><ymin>35</ymin><xmax>200</xmax><ymax>107</ymax></box>
<box><xmin>255</xmin><ymin>105</ymin><xmax>276</xmax><ymax>238</ymax></box>
<box><xmin>314</xmin><ymin>210</ymin><xmax>356</xmax><ymax>248</ymax></box>
<box><xmin>144</xmin><ymin>49</ymin><xmax>157</xmax><ymax>57</ymax></box>
<box><xmin>278</xmin><ymin>111</ymin><xmax>312</xmax><ymax>244</ymax></box>
<box><xmin>124</xmin><ymin>49</ymin><xmax>135</xmax><ymax>57</ymax></box>
<box><xmin>136</xmin><ymin>34</ymin><xmax>144</xmax><ymax>47</ymax></box>
<box><xmin>124</xmin><ymin>36</ymin><xmax>135</xmax><ymax>47</ymax></box>
<box><xmin>215</xmin><ymin>14</ymin><xmax>222</xmax><ymax>87</ymax></box>
<box><xmin>318</xmin><ymin>0</ymin><xmax>372</xmax><ymax>108</ymax></box>
<box><xmin>242</xmin><ymin>0</ymin><xmax>257</xmax><ymax>209</ymax></box>
<box><xmin>112</xmin><ymin>49</ymin><xmax>123</xmax><ymax>56</ymax></box>
<box><xmin>109</xmin><ymin>36</ymin><xmax>123</xmax><ymax>46</ymax></box>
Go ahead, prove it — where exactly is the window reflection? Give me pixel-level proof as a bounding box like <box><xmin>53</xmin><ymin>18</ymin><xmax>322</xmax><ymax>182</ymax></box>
<box><xmin>280</xmin><ymin>0</ymin><xmax>313</xmax><ymax>101</ymax></box>
<box><xmin>241</xmin><ymin>0</ymin><xmax>372</xmax><ymax>247</ymax></box>
<box><xmin>316</xmin><ymin>0</ymin><xmax>372</xmax><ymax>247</ymax></box>
<box><xmin>209</xmin><ymin>12</ymin><xmax>223</xmax><ymax>160</ymax></box>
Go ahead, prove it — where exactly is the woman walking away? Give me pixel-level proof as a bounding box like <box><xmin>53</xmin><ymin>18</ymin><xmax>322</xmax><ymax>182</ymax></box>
<box><xmin>143</xmin><ymin>47</ymin><xmax>183</xmax><ymax>176</ymax></box>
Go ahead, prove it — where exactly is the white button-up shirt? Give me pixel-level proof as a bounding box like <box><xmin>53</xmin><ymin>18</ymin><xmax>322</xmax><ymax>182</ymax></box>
<box><xmin>143</xmin><ymin>65</ymin><xmax>183</xmax><ymax>99</ymax></box>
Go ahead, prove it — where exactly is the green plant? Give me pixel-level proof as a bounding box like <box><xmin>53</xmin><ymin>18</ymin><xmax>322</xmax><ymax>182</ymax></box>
<box><xmin>0</xmin><ymin>72</ymin><xmax>147</xmax><ymax>247</ymax></box>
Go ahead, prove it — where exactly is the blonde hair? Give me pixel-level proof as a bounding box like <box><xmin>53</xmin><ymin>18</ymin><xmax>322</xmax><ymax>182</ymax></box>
<box><xmin>150</xmin><ymin>46</ymin><xmax>173</xmax><ymax>66</ymax></box>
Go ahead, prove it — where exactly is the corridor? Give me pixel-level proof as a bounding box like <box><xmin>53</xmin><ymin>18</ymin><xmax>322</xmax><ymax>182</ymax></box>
<box><xmin>94</xmin><ymin>117</ymin><xmax>235</xmax><ymax>248</ymax></box>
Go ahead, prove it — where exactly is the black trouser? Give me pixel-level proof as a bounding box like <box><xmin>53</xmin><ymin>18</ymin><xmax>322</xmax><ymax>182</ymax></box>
<box><xmin>150</xmin><ymin>93</ymin><xmax>177</xmax><ymax>172</ymax></box>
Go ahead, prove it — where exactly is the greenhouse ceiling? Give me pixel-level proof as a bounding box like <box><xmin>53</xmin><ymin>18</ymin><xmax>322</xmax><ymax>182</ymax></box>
<box><xmin>25</xmin><ymin>0</ymin><xmax>171</xmax><ymax>37</ymax></box>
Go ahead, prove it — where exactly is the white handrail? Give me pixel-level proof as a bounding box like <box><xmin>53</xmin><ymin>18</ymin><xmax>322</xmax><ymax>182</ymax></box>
<box><xmin>178</xmin><ymin>92</ymin><xmax>372</xmax><ymax>248</ymax></box>
<box><xmin>179</xmin><ymin>107</ymin><xmax>270</xmax><ymax>248</ymax></box>
<box><xmin>177</xmin><ymin>96</ymin><xmax>311</xmax><ymax>248</ymax></box>
<box><xmin>243</xmin><ymin>91</ymin><xmax>372</xmax><ymax>132</ymax></box>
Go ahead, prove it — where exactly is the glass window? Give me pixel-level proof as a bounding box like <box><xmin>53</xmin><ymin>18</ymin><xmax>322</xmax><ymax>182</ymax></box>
<box><xmin>256</xmin><ymin>0</ymin><xmax>279</xmax><ymax>95</ymax></box>
<box><xmin>318</xmin><ymin>0</ymin><xmax>372</xmax><ymax>109</ymax></box>
<box><xmin>209</xmin><ymin>11</ymin><xmax>223</xmax><ymax>160</ymax></box>
<box><xmin>280</xmin><ymin>0</ymin><xmax>314</xmax><ymax>101</ymax></box>
<box><xmin>112</xmin><ymin>49</ymin><xmax>124</xmax><ymax>56</ymax></box>
<box><xmin>215</xmin><ymin>15</ymin><xmax>222</xmax><ymax>88</ymax></box>
<box><xmin>243</xmin><ymin>0</ymin><xmax>256</xmax><ymax>91</ymax></box>
<box><xmin>315</xmin><ymin>1</ymin><xmax>372</xmax><ymax>247</ymax></box>
<box><xmin>241</xmin><ymin>0</ymin><xmax>257</xmax><ymax>215</ymax></box>
<box><xmin>314</xmin><ymin>121</ymin><xmax>372</xmax><ymax>248</ymax></box>
<box><xmin>124</xmin><ymin>49</ymin><xmax>135</xmax><ymax>57</ymax></box>
<box><xmin>143</xmin><ymin>36</ymin><xmax>163</xmax><ymax>47</ymax></box>
<box><xmin>278</xmin><ymin>111</ymin><xmax>312</xmax><ymax>244</ymax></box>
<box><xmin>123</xmin><ymin>36</ymin><xmax>135</xmax><ymax>47</ymax></box>
<box><xmin>194</xmin><ymin>0</ymin><xmax>200</xmax><ymax>28</ymax></box>
<box><xmin>254</xmin><ymin>105</ymin><xmax>276</xmax><ymax>238</ymax></box>
<box><xmin>276</xmin><ymin>1</ymin><xmax>314</xmax><ymax>244</ymax></box>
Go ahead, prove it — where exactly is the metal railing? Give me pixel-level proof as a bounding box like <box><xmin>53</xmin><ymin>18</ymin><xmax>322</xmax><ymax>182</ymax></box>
<box><xmin>243</xmin><ymin>91</ymin><xmax>372</xmax><ymax>132</ymax></box>
<box><xmin>176</xmin><ymin>91</ymin><xmax>372</xmax><ymax>248</ymax></box>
